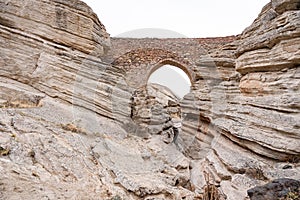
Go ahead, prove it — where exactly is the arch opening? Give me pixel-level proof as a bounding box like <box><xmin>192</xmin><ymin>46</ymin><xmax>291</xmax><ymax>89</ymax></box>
<box><xmin>147</xmin><ymin>64</ymin><xmax>192</xmax><ymax>99</ymax></box>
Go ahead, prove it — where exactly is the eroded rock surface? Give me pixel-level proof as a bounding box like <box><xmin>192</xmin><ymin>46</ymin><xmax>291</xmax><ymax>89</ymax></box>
<box><xmin>247</xmin><ymin>178</ymin><xmax>300</xmax><ymax>200</ymax></box>
<box><xmin>130</xmin><ymin>83</ymin><xmax>181</xmax><ymax>139</ymax></box>
<box><xmin>177</xmin><ymin>2</ymin><xmax>300</xmax><ymax>199</ymax></box>
<box><xmin>0</xmin><ymin>0</ymin><xmax>299</xmax><ymax>199</ymax></box>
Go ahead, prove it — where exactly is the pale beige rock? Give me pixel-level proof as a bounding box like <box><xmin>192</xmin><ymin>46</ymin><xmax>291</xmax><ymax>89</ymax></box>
<box><xmin>237</xmin><ymin>37</ymin><xmax>300</xmax><ymax>74</ymax></box>
<box><xmin>0</xmin><ymin>0</ymin><xmax>300</xmax><ymax>199</ymax></box>
<box><xmin>178</xmin><ymin>1</ymin><xmax>300</xmax><ymax>198</ymax></box>
<box><xmin>0</xmin><ymin>0</ymin><xmax>110</xmax><ymax>55</ymax></box>
<box><xmin>131</xmin><ymin>83</ymin><xmax>180</xmax><ymax>137</ymax></box>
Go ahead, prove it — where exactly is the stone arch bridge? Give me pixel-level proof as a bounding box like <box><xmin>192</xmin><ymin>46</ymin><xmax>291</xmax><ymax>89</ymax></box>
<box><xmin>104</xmin><ymin>37</ymin><xmax>236</xmax><ymax>89</ymax></box>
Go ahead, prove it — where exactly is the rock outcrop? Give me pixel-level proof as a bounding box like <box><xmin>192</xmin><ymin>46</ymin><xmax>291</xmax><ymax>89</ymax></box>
<box><xmin>130</xmin><ymin>83</ymin><xmax>181</xmax><ymax>139</ymax></box>
<box><xmin>247</xmin><ymin>178</ymin><xmax>300</xmax><ymax>200</ymax></box>
<box><xmin>178</xmin><ymin>1</ymin><xmax>300</xmax><ymax>199</ymax></box>
<box><xmin>0</xmin><ymin>0</ymin><xmax>132</xmax><ymax>199</ymax></box>
<box><xmin>0</xmin><ymin>0</ymin><xmax>299</xmax><ymax>199</ymax></box>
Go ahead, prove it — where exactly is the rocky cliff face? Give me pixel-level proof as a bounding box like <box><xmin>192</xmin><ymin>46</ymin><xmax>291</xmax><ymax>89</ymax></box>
<box><xmin>0</xmin><ymin>0</ymin><xmax>132</xmax><ymax>199</ymax></box>
<box><xmin>0</xmin><ymin>0</ymin><xmax>299</xmax><ymax>199</ymax></box>
<box><xmin>178</xmin><ymin>1</ymin><xmax>300</xmax><ymax>199</ymax></box>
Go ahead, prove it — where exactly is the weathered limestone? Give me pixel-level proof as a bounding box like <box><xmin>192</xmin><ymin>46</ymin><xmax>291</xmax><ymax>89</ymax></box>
<box><xmin>130</xmin><ymin>83</ymin><xmax>180</xmax><ymax>139</ymax></box>
<box><xmin>91</xmin><ymin>135</ymin><xmax>195</xmax><ymax>199</ymax></box>
<box><xmin>233</xmin><ymin>1</ymin><xmax>300</xmax><ymax>161</ymax></box>
<box><xmin>178</xmin><ymin>1</ymin><xmax>300</xmax><ymax>199</ymax></box>
<box><xmin>0</xmin><ymin>0</ymin><xmax>132</xmax><ymax>122</ymax></box>
<box><xmin>0</xmin><ymin>0</ymin><xmax>131</xmax><ymax>199</ymax></box>
<box><xmin>0</xmin><ymin>0</ymin><xmax>299</xmax><ymax>199</ymax></box>
<box><xmin>0</xmin><ymin>0</ymin><xmax>109</xmax><ymax>55</ymax></box>
<box><xmin>236</xmin><ymin>10</ymin><xmax>300</xmax><ymax>74</ymax></box>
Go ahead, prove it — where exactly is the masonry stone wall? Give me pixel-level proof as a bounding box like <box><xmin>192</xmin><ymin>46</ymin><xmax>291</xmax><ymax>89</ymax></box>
<box><xmin>104</xmin><ymin>37</ymin><xmax>237</xmax><ymax>88</ymax></box>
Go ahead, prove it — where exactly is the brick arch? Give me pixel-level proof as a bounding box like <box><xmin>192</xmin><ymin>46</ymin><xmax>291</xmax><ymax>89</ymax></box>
<box><xmin>112</xmin><ymin>48</ymin><xmax>196</xmax><ymax>88</ymax></box>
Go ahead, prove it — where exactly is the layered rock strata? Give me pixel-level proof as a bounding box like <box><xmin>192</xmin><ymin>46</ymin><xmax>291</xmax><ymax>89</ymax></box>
<box><xmin>178</xmin><ymin>1</ymin><xmax>300</xmax><ymax>199</ymax></box>
<box><xmin>0</xmin><ymin>0</ymin><xmax>299</xmax><ymax>199</ymax></box>
<box><xmin>130</xmin><ymin>83</ymin><xmax>181</xmax><ymax>140</ymax></box>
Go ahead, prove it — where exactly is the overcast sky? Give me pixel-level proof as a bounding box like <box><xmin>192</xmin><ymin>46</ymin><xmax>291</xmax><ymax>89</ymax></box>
<box><xmin>148</xmin><ymin>65</ymin><xmax>191</xmax><ymax>98</ymax></box>
<box><xmin>82</xmin><ymin>0</ymin><xmax>270</xmax><ymax>38</ymax></box>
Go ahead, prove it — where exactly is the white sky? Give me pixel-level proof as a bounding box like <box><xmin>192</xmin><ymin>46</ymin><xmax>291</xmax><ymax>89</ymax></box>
<box><xmin>82</xmin><ymin>0</ymin><xmax>270</xmax><ymax>37</ymax></box>
<box><xmin>148</xmin><ymin>65</ymin><xmax>191</xmax><ymax>98</ymax></box>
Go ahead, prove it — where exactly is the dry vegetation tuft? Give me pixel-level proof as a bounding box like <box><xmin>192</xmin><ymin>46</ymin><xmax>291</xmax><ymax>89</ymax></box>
<box><xmin>203</xmin><ymin>171</ymin><xmax>220</xmax><ymax>200</ymax></box>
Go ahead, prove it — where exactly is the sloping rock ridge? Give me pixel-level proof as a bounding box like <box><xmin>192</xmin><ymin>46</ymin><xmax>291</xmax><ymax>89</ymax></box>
<box><xmin>0</xmin><ymin>0</ymin><xmax>299</xmax><ymax>199</ymax></box>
